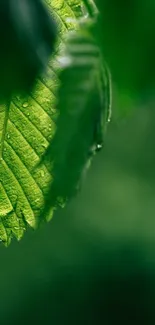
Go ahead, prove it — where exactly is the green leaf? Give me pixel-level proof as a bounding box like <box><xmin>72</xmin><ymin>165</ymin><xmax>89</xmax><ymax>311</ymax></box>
<box><xmin>42</xmin><ymin>24</ymin><xmax>112</xmax><ymax>213</ymax></box>
<box><xmin>0</xmin><ymin>0</ymin><xmax>85</xmax><ymax>246</ymax></box>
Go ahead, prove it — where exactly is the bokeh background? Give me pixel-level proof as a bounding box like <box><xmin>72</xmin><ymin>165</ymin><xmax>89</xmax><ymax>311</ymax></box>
<box><xmin>1</xmin><ymin>100</ymin><xmax>155</xmax><ymax>324</ymax></box>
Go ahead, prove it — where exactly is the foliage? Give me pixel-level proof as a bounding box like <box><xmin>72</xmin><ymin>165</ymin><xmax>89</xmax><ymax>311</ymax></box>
<box><xmin>0</xmin><ymin>0</ymin><xmax>112</xmax><ymax>245</ymax></box>
<box><xmin>1</xmin><ymin>0</ymin><xmax>154</xmax><ymax>245</ymax></box>
<box><xmin>42</xmin><ymin>23</ymin><xmax>111</xmax><ymax>213</ymax></box>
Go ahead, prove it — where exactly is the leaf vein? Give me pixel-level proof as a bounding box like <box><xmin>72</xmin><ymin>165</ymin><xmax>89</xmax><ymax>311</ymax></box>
<box><xmin>2</xmin><ymin>159</ymin><xmax>34</xmax><ymax>219</ymax></box>
<box><xmin>5</xmin><ymin>140</ymin><xmax>45</xmax><ymax>198</ymax></box>
<box><xmin>11</xmin><ymin>101</ymin><xmax>50</xmax><ymax>144</ymax></box>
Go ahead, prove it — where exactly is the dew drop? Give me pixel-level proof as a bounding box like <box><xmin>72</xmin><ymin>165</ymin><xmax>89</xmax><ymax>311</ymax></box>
<box><xmin>35</xmin><ymin>198</ymin><xmax>40</xmax><ymax>203</ymax></box>
<box><xmin>7</xmin><ymin>134</ymin><xmax>10</xmax><ymax>139</ymax></box>
<box><xmin>41</xmin><ymin>143</ymin><xmax>47</xmax><ymax>149</ymax></box>
<box><xmin>22</xmin><ymin>102</ymin><xmax>28</xmax><ymax>108</ymax></box>
<box><xmin>96</xmin><ymin>143</ymin><xmax>103</xmax><ymax>152</ymax></box>
<box><xmin>40</xmin><ymin>170</ymin><xmax>45</xmax><ymax>177</ymax></box>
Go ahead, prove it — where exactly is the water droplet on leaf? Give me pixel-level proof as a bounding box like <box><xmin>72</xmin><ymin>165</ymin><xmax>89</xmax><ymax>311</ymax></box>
<box><xmin>96</xmin><ymin>143</ymin><xmax>103</xmax><ymax>151</ymax></box>
<box><xmin>41</xmin><ymin>143</ymin><xmax>47</xmax><ymax>149</ymax></box>
<box><xmin>40</xmin><ymin>170</ymin><xmax>45</xmax><ymax>177</ymax></box>
<box><xmin>35</xmin><ymin>198</ymin><xmax>40</xmax><ymax>203</ymax></box>
<box><xmin>22</xmin><ymin>102</ymin><xmax>28</xmax><ymax>108</ymax></box>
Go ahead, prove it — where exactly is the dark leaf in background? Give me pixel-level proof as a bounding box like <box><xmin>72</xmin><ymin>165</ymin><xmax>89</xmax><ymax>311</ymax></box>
<box><xmin>42</xmin><ymin>25</ymin><xmax>111</xmax><ymax>212</ymax></box>
<box><xmin>0</xmin><ymin>0</ymin><xmax>57</xmax><ymax>100</ymax></box>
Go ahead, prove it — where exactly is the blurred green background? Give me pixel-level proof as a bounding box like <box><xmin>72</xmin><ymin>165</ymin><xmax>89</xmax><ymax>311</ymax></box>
<box><xmin>96</xmin><ymin>0</ymin><xmax>155</xmax><ymax>99</ymax></box>
<box><xmin>1</xmin><ymin>101</ymin><xmax>155</xmax><ymax>324</ymax></box>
